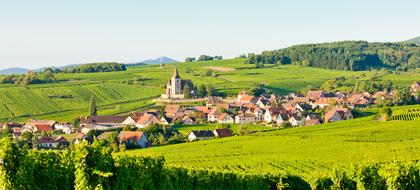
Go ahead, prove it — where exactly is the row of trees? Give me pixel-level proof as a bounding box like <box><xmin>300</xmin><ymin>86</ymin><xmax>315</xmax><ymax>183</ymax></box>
<box><xmin>1</xmin><ymin>137</ymin><xmax>420</xmax><ymax>190</ymax></box>
<box><xmin>0</xmin><ymin>69</ymin><xmax>56</xmax><ymax>85</ymax></box>
<box><xmin>185</xmin><ymin>55</ymin><xmax>223</xmax><ymax>62</ymax></box>
<box><xmin>247</xmin><ymin>41</ymin><xmax>420</xmax><ymax>71</ymax></box>
<box><xmin>61</xmin><ymin>62</ymin><xmax>126</xmax><ymax>73</ymax></box>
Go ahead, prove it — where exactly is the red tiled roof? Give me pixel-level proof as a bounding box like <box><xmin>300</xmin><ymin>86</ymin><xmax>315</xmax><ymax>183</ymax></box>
<box><xmin>118</xmin><ymin>131</ymin><xmax>144</xmax><ymax>142</ymax></box>
<box><xmin>35</xmin><ymin>124</ymin><xmax>53</xmax><ymax>132</ymax></box>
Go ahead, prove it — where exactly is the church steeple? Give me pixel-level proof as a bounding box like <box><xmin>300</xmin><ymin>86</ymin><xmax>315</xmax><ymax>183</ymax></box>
<box><xmin>172</xmin><ymin>68</ymin><xmax>180</xmax><ymax>79</ymax></box>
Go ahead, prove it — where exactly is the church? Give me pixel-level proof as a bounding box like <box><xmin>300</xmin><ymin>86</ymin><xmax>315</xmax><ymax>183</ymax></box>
<box><xmin>161</xmin><ymin>68</ymin><xmax>196</xmax><ymax>99</ymax></box>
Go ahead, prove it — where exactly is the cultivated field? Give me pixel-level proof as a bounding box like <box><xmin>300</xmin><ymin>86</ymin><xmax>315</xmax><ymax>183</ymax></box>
<box><xmin>1</xmin><ymin>58</ymin><xmax>420</xmax><ymax>122</ymax></box>
<box><xmin>125</xmin><ymin>106</ymin><xmax>420</xmax><ymax>181</ymax></box>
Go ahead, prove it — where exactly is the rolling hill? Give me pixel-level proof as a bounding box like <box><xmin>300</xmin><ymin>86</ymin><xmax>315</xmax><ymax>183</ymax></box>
<box><xmin>139</xmin><ymin>56</ymin><xmax>178</xmax><ymax>64</ymax></box>
<box><xmin>0</xmin><ymin>58</ymin><xmax>419</xmax><ymax>122</ymax></box>
<box><xmin>0</xmin><ymin>67</ymin><xmax>29</xmax><ymax>75</ymax></box>
<box><xmin>407</xmin><ymin>36</ymin><xmax>420</xmax><ymax>45</ymax></box>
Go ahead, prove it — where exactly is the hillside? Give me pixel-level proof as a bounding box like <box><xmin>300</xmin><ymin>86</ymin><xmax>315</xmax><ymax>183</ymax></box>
<box><xmin>125</xmin><ymin>105</ymin><xmax>420</xmax><ymax>179</ymax></box>
<box><xmin>247</xmin><ymin>41</ymin><xmax>420</xmax><ymax>71</ymax></box>
<box><xmin>1</xmin><ymin>58</ymin><xmax>420</xmax><ymax>122</ymax></box>
<box><xmin>407</xmin><ymin>36</ymin><xmax>420</xmax><ymax>45</ymax></box>
<box><xmin>0</xmin><ymin>67</ymin><xmax>29</xmax><ymax>75</ymax></box>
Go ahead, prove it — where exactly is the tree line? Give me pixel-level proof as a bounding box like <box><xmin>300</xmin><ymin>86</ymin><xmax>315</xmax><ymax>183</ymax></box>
<box><xmin>0</xmin><ymin>68</ymin><xmax>56</xmax><ymax>85</ymax></box>
<box><xmin>1</xmin><ymin>137</ymin><xmax>420</xmax><ymax>190</ymax></box>
<box><xmin>61</xmin><ymin>62</ymin><xmax>126</xmax><ymax>73</ymax></box>
<box><xmin>185</xmin><ymin>55</ymin><xmax>223</xmax><ymax>62</ymax></box>
<box><xmin>247</xmin><ymin>41</ymin><xmax>420</xmax><ymax>71</ymax></box>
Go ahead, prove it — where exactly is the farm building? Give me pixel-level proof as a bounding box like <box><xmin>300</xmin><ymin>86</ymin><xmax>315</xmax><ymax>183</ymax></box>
<box><xmin>188</xmin><ymin>130</ymin><xmax>215</xmax><ymax>141</ymax></box>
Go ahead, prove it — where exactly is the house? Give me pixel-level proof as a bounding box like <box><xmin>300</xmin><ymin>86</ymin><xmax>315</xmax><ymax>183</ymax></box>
<box><xmin>288</xmin><ymin>114</ymin><xmax>303</xmax><ymax>126</ymax></box>
<box><xmin>73</xmin><ymin>133</ymin><xmax>89</xmax><ymax>144</ymax></box>
<box><xmin>213</xmin><ymin>128</ymin><xmax>233</xmax><ymax>138</ymax></box>
<box><xmin>54</xmin><ymin>122</ymin><xmax>74</xmax><ymax>134</ymax></box>
<box><xmin>208</xmin><ymin>105</ymin><xmax>227</xmax><ymax>122</ymax></box>
<box><xmin>55</xmin><ymin>136</ymin><xmax>69</xmax><ymax>146</ymax></box>
<box><xmin>275</xmin><ymin>113</ymin><xmax>289</xmax><ymax>125</ymax></box>
<box><xmin>180</xmin><ymin>115</ymin><xmax>196</xmax><ymax>125</ymax></box>
<box><xmin>238</xmin><ymin>95</ymin><xmax>257</xmax><ymax>104</ymax></box>
<box><xmin>164</xmin><ymin>104</ymin><xmax>184</xmax><ymax>118</ymax></box>
<box><xmin>80</xmin><ymin>116</ymin><xmax>127</xmax><ymax>133</ymax></box>
<box><xmin>188</xmin><ymin>130</ymin><xmax>215</xmax><ymax>141</ymax></box>
<box><xmin>118</xmin><ymin>131</ymin><xmax>149</xmax><ymax>148</ymax></box>
<box><xmin>256</xmin><ymin>98</ymin><xmax>270</xmax><ymax>109</ymax></box>
<box><xmin>206</xmin><ymin>96</ymin><xmax>223</xmax><ymax>107</ymax></box>
<box><xmin>161</xmin><ymin>68</ymin><xmax>196</xmax><ymax>99</ymax></box>
<box><xmin>411</xmin><ymin>81</ymin><xmax>420</xmax><ymax>95</ymax></box>
<box><xmin>33</xmin><ymin>124</ymin><xmax>54</xmax><ymax>133</ymax></box>
<box><xmin>23</xmin><ymin>120</ymin><xmax>56</xmax><ymax>133</ymax></box>
<box><xmin>217</xmin><ymin>113</ymin><xmax>234</xmax><ymax>124</ymax></box>
<box><xmin>37</xmin><ymin>136</ymin><xmax>58</xmax><ymax>149</ymax></box>
<box><xmin>235</xmin><ymin>113</ymin><xmax>256</xmax><ymax>124</ymax></box>
<box><xmin>237</xmin><ymin>91</ymin><xmax>249</xmax><ymax>101</ymax></box>
<box><xmin>135</xmin><ymin>114</ymin><xmax>161</xmax><ymax>128</ymax></box>
<box><xmin>304</xmin><ymin>115</ymin><xmax>322</xmax><ymax>126</ymax></box>
<box><xmin>325</xmin><ymin>107</ymin><xmax>353</xmax><ymax>123</ymax></box>
<box><xmin>307</xmin><ymin>90</ymin><xmax>325</xmax><ymax>100</ymax></box>
<box><xmin>12</xmin><ymin>128</ymin><xmax>21</xmax><ymax>139</ymax></box>
<box><xmin>264</xmin><ymin>108</ymin><xmax>281</xmax><ymax>123</ymax></box>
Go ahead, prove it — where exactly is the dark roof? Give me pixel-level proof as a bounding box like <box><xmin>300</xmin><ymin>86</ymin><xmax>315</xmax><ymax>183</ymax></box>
<box><xmin>214</xmin><ymin>129</ymin><xmax>233</xmax><ymax>138</ymax></box>
<box><xmin>81</xmin><ymin>116</ymin><xmax>127</xmax><ymax>124</ymax></box>
<box><xmin>191</xmin><ymin>130</ymin><xmax>215</xmax><ymax>138</ymax></box>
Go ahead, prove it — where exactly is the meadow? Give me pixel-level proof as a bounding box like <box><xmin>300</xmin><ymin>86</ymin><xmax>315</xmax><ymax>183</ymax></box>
<box><xmin>1</xmin><ymin>58</ymin><xmax>420</xmax><ymax>122</ymax></box>
<box><xmin>124</xmin><ymin>105</ymin><xmax>420</xmax><ymax>181</ymax></box>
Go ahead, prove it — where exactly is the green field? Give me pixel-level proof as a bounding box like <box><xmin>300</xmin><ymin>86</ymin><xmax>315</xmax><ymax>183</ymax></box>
<box><xmin>1</xmin><ymin>58</ymin><xmax>420</xmax><ymax>122</ymax></box>
<box><xmin>124</xmin><ymin>105</ymin><xmax>420</xmax><ymax>181</ymax></box>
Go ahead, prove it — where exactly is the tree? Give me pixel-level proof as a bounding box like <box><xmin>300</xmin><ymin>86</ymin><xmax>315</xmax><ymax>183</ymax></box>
<box><xmin>197</xmin><ymin>84</ymin><xmax>207</xmax><ymax>98</ymax></box>
<box><xmin>89</xmin><ymin>97</ymin><xmax>97</xmax><ymax>116</ymax></box>
<box><xmin>183</xmin><ymin>85</ymin><xmax>191</xmax><ymax>99</ymax></box>
<box><xmin>380</xmin><ymin>106</ymin><xmax>392</xmax><ymax>121</ymax></box>
<box><xmin>206</xmin><ymin>85</ymin><xmax>214</xmax><ymax>96</ymax></box>
<box><xmin>185</xmin><ymin>57</ymin><xmax>196</xmax><ymax>62</ymax></box>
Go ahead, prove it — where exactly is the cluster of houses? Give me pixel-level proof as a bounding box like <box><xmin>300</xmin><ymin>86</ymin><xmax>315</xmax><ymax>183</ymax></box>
<box><xmin>2</xmin><ymin>70</ymin><xmax>419</xmax><ymax>149</ymax></box>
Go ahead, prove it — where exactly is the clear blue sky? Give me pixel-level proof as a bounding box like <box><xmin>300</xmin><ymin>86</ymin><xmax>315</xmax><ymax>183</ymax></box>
<box><xmin>0</xmin><ymin>0</ymin><xmax>419</xmax><ymax>69</ymax></box>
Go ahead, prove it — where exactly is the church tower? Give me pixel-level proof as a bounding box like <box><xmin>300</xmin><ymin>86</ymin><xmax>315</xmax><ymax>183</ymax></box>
<box><xmin>171</xmin><ymin>68</ymin><xmax>182</xmax><ymax>95</ymax></box>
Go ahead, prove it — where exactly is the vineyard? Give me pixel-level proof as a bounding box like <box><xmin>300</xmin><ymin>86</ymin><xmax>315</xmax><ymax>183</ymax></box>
<box><xmin>126</xmin><ymin>111</ymin><xmax>420</xmax><ymax>181</ymax></box>
<box><xmin>1</xmin><ymin>58</ymin><xmax>420</xmax><ymax>122</ymax></box>
<box><xmin>390</xmin><ymin>105</ymin><xmax>420</xmax><ymax>121</ymax></box>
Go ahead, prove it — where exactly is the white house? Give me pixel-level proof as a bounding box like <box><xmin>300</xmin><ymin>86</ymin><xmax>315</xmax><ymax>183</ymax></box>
<box><xmin>54</xmin><ymin>122</ymin><xmax>74</xmax><ymax>134</ymax></box>
<box><xmin>235</xmin><ymin>113</ymin><xmax>256</xmax><ymax>124</ymax></box>
<box><xmin>217</xmin><ymin>113</ymin><xmax>234</xmax><ymax>124</ymax></box>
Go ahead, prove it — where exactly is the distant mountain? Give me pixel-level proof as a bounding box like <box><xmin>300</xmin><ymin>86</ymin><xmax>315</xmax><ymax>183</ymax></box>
<box><xmin>407</xmin><ymin>36</ymin><xmax>420</xmax><ymax>45</ymax></box>
<box><xmin>139</xmin><ymin>57</ymin><xmax>178</xmax><ymax>65</ymax></box>
<box><xmin>0</xmin><ymin>67</ymin><xmax>29</xmax><ymax>75</ymax></box>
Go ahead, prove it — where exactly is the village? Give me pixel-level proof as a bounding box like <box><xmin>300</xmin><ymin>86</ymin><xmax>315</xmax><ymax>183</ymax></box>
<box><xmin>2</xmin><ymin>69</ymin><xmax>420</xmax><ymax>150</ymax></box>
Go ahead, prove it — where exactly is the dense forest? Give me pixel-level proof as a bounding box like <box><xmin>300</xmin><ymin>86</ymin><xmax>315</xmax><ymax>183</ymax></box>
<box><xmin>62</xmin><ymin>62</ymin><xmax>126</xmax><ymax>73</ymax></box>
<box><xmin>247</xmin><ymin>41</ymin><xmax>420</xmax><ymax>71</ymax></box>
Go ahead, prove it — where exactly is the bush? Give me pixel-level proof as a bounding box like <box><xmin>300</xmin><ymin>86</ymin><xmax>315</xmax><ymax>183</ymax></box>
<box><xmin>314</xmin><ymin>177</ymin><xmax>333</xmax><ymax>190</ymax></box>
<box><xmin>277</xmin><ymin>174</ymin><xmax>311</xmax><ymax>190</ymax></box>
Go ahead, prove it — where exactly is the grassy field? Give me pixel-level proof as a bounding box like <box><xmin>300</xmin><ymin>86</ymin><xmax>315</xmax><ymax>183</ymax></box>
<box><xmin>1</xmin><ymin>58</ymin><xmax>420</xmax><ymax>122</ymax></box>
<box><xmin>124</xmin><ymin>105</ymin><xmax>420</xmax><ymax>181</ymax></box>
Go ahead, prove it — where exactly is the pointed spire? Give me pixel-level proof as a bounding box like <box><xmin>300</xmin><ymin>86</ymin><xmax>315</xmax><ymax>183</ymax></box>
<box><xmin>172</xmin><ymin>68</ymin><xmax>180</xmax><ymax>79</ymax></box>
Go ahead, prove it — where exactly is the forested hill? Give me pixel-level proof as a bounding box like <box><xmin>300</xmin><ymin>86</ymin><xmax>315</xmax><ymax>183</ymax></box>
<box><xmin>247</xmin><ymin>41</ymin><xmax>420</xmax><ymax>71</ymax></box>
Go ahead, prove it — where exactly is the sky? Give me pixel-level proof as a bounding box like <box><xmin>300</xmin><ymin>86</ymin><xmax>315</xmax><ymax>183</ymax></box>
<box><xmin>0</xmin><ymin>0</ymin><xmax>419</xmax><ymax>70</ymax></box>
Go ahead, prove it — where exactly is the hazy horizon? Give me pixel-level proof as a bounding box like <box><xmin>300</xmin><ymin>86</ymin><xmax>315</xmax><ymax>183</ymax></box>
<box><xmin>1</xmin><ymin>0</ymin><xmax>419</xmax><ymax>70</ymax></box>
